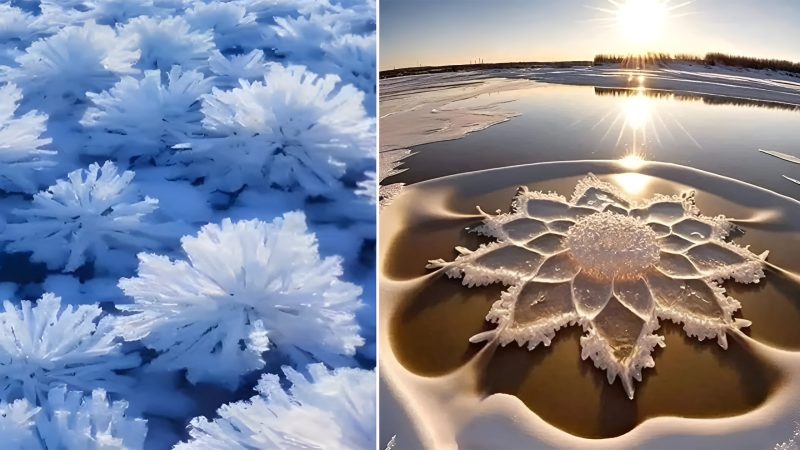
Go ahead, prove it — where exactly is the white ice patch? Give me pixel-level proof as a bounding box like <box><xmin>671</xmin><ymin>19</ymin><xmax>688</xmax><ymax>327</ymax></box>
<box><xmin>427</xmin><ymin>174</ymin><xmax>769</xmax><ymax>399</ymax></box>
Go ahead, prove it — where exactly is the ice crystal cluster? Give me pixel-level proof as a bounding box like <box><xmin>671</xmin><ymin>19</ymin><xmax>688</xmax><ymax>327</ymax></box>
<box><xmin>0</xmin><ymin>1</ymin><xmax>375</xmax><ymax>448</ymax></box>
<box><xmin>175</xmin><ymin>364</ymin><xmax>375</xmax><ymax>449</ymax></box>
<box><xmin>428</xmin><ymin>174</ymin><xmax>768</xmax><ymax>399</ymax></box>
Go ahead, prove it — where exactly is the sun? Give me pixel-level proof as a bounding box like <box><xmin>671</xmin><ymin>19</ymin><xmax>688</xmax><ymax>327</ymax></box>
<box><xmin>591</xmin><ymin>0</ymin><xmax>692</xmax><ymax>50</ymax></box>
<box><xmin>615</xmin><ymin>0</ymin><xmax>669</xmax><ymax>44</ymax></box>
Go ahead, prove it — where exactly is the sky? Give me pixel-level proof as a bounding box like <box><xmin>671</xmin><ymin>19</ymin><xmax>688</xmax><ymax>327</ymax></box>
<box><xmin>380</xmin><ymin>0</ymin><xmax>800</xmax><ymax>70</ymax></box>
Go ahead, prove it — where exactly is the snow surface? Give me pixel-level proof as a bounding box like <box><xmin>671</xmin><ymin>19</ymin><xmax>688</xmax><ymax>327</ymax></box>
<box><xmin>0</xmin><ymin>1</ymin><xmax>376</xmax><ymax>448</ymax></box>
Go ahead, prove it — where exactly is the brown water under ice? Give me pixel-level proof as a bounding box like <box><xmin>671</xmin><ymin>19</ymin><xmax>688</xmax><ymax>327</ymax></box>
<box><xmin>385</xmin><ymin>167</ymin><xmax>800</xmax><ymax>439</ymax></box>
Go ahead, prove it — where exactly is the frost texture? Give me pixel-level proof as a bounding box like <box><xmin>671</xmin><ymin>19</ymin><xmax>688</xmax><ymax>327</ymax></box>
<box><xmin>38</xmin><ymin>386</ymin><xmax>147</xmax><ymax>450</ymax></box>
<box><xmin>81</xmin><ymin>67</ymin><xmax>211</xmax><ymax>159</ymax></box>
<box><xmin>175</xmin><ymin>364</ymin><xmax>375</xmax><ymax>450</ymax></box>
<box><xmin>0</xmin><ymin>0</ymin><xmax>375</xmax><ymax>447</ymax></box>
<box><xmin>36</xmin><ymin>0</ymin><xmax>171</xmax><ymax>29</ymax></box>
<box><xmin>185</xmin><ymin>2</ymin><xmax>265</xmax><ymax>52</ymax></box>
<box><xmin>321</xmin><ymin>32</ymin><xmax>376</xmax><ymax>100</ymax></box>
<box><xmin>207</xmin><ymin>49</ymin><xmax>270</xmax><ymax>88</ymax></box>
<box><xmin>3</xmin><ymin>161</ymin><xmax>167</xmax><ymax>273</ymax></box>
<box><xmin>0</xmin><ymin>294</ymin><xmax>139</xmax><ymax>405</ymax></box>
<box><xmin>428</xmin><ymin>174</ymin><xmax>769</xmax><ymax>399</ymax></box>
<box><xmin>190</xmin><ymin>64</ymin><xmax>373</xmax><ymax>194</ymax></box>
<box><xmin>0</xmin><ymin>399</ymin><xmax>40</xmax><ymax>449</ymax></box>
<box><xmin>0</xmin><ymin>5</ymin><xmax>44</xmax><ymax>50</ymax></box>
<box><xmin>8</xmin><ymin>21</ymin><xmax>139</xmax><ymax>112</ymax></box>
<box><xmin>117</xmin><ymin>212</ymin><xmax>363</xmax><ymax>387</ymax></box>
<box><xmin>0</xmin><ymin>83</ymin><xmax>55</xmax><ymax>193</ymax></box>
<box><xmin>119</xmin><ymin>16</ymin><xmax>215</xmax><ymax>71</ymax></box>
<box><xmin>0</xmin><ymin>387</ymin><xmax>147</xmax><ymax>450</ymax></box>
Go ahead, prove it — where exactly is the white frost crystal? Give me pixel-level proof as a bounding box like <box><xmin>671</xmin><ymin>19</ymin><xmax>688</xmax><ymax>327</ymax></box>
<box><xmin>185</xmin><ymin>2</ymin><xmax>265</xmax><ymax>52</ymax></box>
<box><xmin>0</xmin><ymin>83</ymin><xmax>55</xmax><ymax>194</ymax></box>
<box><xmin>119</xmin><ymin>16</ymin><xmax>215</xmax><ymax>71</ymax></box>
<box><xmin>207</xmin><ymin>50</ymin><xmax>269</xmax><ymax>88</ymax></box>
<box><xmin>0</xmin><ymin>398</ymin><xmax>40</xmax><ymax>449</ymax></box>
<box><xmin>9</xmin><ymin>21</ymin><xmax>139</xmax><ymax>112</ymax></box>
<box><xmin>175</xmin><ymin>364</ymin><xmax>375</xmax><ymax>450</ymax></box>
<box><xmin>3</xmin><ymin>161</ymin><xmax>164</xmax><ymax>273</ymax></box>
<box><xmin>192</xmin><ymin>64</ymin><xmax>373</xmax><ymax>194</ymax></box>
<box><xmin>0</xmin><ymin>4</ymin><xmax>44</xmax><ymax>49</ymax></box>
<box><xmin>0</xmin><ymin>294</ymin><xmax>139</xmax><ymax>405</ymax></box>
<box><xmin>117</xmin><ymin>212</ymin><xmax>364</xmax><ymax>387</ymax></box>
<box><xmin>428</xmin><ymin>174</ymin><xmax>769</xmax><ymax>399</ymax></box>
<box><xmin>321</xmin><ymin>33</ymin><xmax>376</xmax><ymax>97</ymax></box>
<box><xmin>81</xmin><ymin>67</ymin><xmax>211</xmax><ymax>159</ymax></box>
<box><xmin>38</xmin><ymin>386</ymin><xmax>147</xmax><ymax>450</ymax></box>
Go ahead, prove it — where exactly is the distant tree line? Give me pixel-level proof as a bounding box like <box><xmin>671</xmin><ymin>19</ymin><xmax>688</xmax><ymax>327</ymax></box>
<box><xmin>593</xmin><ymin>52</ymin><xmax>800</xmax><ymax>74</ymax></box>
<box><xmin>594</xmin><ymin>87</ymin><xmax>800</xmax><ymax>112</ymax></box>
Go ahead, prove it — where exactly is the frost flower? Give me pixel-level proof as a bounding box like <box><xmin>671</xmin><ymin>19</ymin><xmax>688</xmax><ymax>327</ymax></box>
<box><xmin>9</xmin><ymin>21</ymin><xmax>139</xmax><ymax>113</ymax></box>
<box><xmin>270</xmin><ymin>13</ymin><xmax>334</xmax><ymax>61</ymax></box>
<box><xmin>428</xmin><ymin>174</ymin><xmax>769</xmax><ymax>399</ymax></box>
<box><xmin>46</xmin><ymin>0</ymin><xmax>175</xmax><ymax>27</ymax></box>
<box><xmin>321</xmin><ymin>32</ymin><xmax>376</xmax><ymax>98</ymax></box>
<box><xmin>0</xmin><ymin>399</ymin><xmax>40</xmax><ymax>449</ymax></box>
<box><xmin>81</xmin><ymin>67</ymin><xmax>211</xmax><ymax>159</ymax></box>
<box><xmin>0</xmin><ymin>83</ymin><xmax>55</xmax><ymax>194</ymax></box>
<box><xmin>240</xmin><ymin>0</ymin><xmax>325</xmax><ymax>24</ymax></box>
<box><xmin>0</xmin><ymin>4</ymin><xmax>45</xmax><ymax>49</ymax></box>
<box><xmin>207</xmin><ymin>50</ymin><xmax>269</xmax><ymax>88</ymax></box>
<box><xmin>194</xmin><ymin>64</ymin><xmax>374</xmax><ymax>194</ymax></box>
<box><xmin>119</xmin><ymin>16</ymin><xmax>215</xmax><ymax>71</ymax></box>
<box><xmin>0</xmin><ymin>294</ymin><xmax>139</xmax><ymax>405</ymax></box>
<box><xmin>175</xmin><ymin>364</ymin><xmax>375</xmax><ymax>450</ymax></box>
<box><xmin>38</xmin><ymin>386</ymin><xmax>147</xmax><ymax>450</ymax></box>
<box><xmin>3</xmin><ymin>161</ymin><xmax>165</xmax><ymax>273</ymax></box>
<box><xmin>118</xmin><ymin>212</ymin><xmax>363</xmax><ymax>387</ymax></box>
<box><xmin>185</xmin><ymin>2</ymin><xmax>265</xmax><ymax>52</ymax></box>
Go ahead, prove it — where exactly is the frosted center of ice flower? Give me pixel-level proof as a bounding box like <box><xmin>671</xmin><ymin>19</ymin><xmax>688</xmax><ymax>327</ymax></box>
<box><xmin>566</xmin><ymin>211</ymin><xmax>659</xmax><ymax>279</ymax></box>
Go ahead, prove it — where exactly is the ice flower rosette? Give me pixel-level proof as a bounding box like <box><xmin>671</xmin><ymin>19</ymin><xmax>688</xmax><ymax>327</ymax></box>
<box><xmin>428</xmin><ymin>174</ymin><xmax>768</xmax><ymax>398</ymax></box>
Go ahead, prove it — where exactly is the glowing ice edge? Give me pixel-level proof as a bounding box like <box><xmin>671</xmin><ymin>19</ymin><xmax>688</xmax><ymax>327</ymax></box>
<box><xmin>427</xmin><ymin>173</ymin><xmax>767</xmax><ymax>399</ymax></box>
<box><xmin>379</xmin><ymin>161</ymin><xmax>800</xmax><ymax>450</ymax></box>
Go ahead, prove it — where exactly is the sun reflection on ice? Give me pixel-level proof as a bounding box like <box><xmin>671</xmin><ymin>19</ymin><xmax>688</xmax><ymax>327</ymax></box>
<box><xmin>619</xmin><ymin>152</ymin><xmax>646</xmax><ymax>170</ymax></box>
<box><xmin>623</xmin><ymin>89</ymin><xmax>651</xmax><ymax>130</ymax></box>
<box><xmin>613</xmin><ymin>172</ymin><xmax>651</xmax><ymax>195</ymax></box>
<box><xmin>616</xmin><ymin>153</ymin><xmax>650</xmax><ymax>195</ymax></box>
